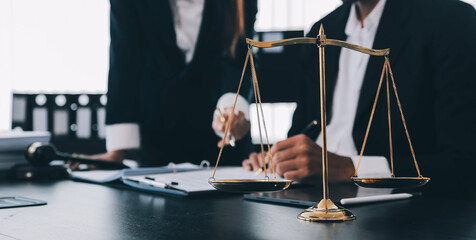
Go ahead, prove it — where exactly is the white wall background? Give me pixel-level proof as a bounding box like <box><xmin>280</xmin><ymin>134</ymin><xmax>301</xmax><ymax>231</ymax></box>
<box><xmin>10</xmin><ymin>0</ymin><xmax>110</xmax><ymax>93</ymax></box>
<box><xmin>255</xmin><ymin>0</ymin><xmax>340</xmax><ymax>32</ymax></box>
<box><xmin>0</xmin><ymin>0</ymin><xmax>343</xmax><ymax>132</ymax></box>
<box><xmin>0</xmin><ymin>0</ymin><xmax>110</xmax><ymax>130</ymax></box>
<box><xmin>0</xmin><ymin>0</ymin><xmax>475</xmax><ymax>132</ymax></box>
<box><xmin>0</xmin><ymin>0</ymin><xmax>13</xmax><ymax>131</ymax></box>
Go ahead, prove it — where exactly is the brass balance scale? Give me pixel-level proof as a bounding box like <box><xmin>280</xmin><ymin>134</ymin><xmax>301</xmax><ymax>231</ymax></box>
<box><xmin>208</xmin><ymin>25</ymin><xmax>429</xmax><ymax>222</ymax></box>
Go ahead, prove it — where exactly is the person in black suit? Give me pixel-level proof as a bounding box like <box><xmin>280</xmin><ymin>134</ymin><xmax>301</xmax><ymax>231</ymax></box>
<box><xmin>244</xmin><ymin>0</ymin><xmax>476</xmax><ymax>199</ymax></box>
<box><xmin>100</xmin><ymin>0</ymin><xmax>257</xmax><ymax>167</ymax></box>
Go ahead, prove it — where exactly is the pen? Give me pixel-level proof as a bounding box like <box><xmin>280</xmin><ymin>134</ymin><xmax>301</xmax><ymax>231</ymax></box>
<box><xmin>340</xmin><ymin>193</ymin><xmax>415</xmax><ymax>206</ymax></box>
<box><xmin>215</xmin><ymin>108</ymin><xmax>236</xmax><ymax>147</ymax></box>
<box><xmin>254</xmin><ymin>163</ymin><xmax>268</xmax><ymax>176</ymax></box>
<box><xmin>254</xmin><ymin>120</ymin><xmax>319</xmax><ymax>175</ymax></box>
<box><xmin>145</xmin><ymin>176</ymin><xmax>179</xmax><ymax>186</ymax></box>
<box><xmin>140</xmin><ymin>178</ymin><xmax>170</xmax><ymax>189</ymax></box>
<box><xmin>302</xmin><ymin>120</ymin><xmax>319</xmax><ymax>139</ymax></box>
<box><xmin>126</xmin><ymin>177</ymin><xmax>174</xmax><ymax>189</ymax></box>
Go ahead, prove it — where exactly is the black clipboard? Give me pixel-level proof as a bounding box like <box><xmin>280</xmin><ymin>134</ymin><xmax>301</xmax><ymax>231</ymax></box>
<box><xmin>243</xmin><ymin>184</ymin><xmax>409</xmax><ymax>207</ymax></box>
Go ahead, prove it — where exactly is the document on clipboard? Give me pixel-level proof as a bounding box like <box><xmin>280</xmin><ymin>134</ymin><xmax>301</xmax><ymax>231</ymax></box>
<box><xmin>71</xmin><ymin>164</ymin><xmax>270</xmax><ymax>197</ymax></box>
<box><xmin>71</xmin><ymin>163</ymin><xmax>200</xmax><ymax>184</ymax></box>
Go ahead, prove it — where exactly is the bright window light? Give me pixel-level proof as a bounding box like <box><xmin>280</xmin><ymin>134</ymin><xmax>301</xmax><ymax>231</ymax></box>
<box><xmin>249</xmin><ymin>102</ymin><xmax>297</xmax><ymax>144</ymax></box>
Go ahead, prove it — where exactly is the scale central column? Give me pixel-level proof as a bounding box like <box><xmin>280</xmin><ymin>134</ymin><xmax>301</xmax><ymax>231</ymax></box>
<box><xmin>297</xmin><ymin>24</ymin><xmax>355</xmax><ymax>222</ymax></box>
<box><xmin>319</xmin><ymin>24</ymin><xmax>329</xmax><ymax>210</ymax></box>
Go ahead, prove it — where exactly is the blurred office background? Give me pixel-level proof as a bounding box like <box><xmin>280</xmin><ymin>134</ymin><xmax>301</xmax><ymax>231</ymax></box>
<box><xmin>0</xmin><ymin>0</ymin><xmax>475</xmax><ymax>152</ymax></box>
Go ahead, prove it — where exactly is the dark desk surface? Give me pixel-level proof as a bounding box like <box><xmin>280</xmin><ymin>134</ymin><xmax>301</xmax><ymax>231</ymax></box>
<box><xmin>1</xmin><ymin>180</ymin><xmax>475</xmax><ymax>240</ymax></box>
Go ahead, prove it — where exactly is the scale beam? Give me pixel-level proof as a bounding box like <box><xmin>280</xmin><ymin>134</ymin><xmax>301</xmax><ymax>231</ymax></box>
<box><xmin>246</xmin><ymin>38</ymin><xmax>390</xmax><ymax>56</ymax></box>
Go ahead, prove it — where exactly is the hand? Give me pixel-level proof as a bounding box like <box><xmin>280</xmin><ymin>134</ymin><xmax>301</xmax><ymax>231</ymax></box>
<box><xmin>212</xmin><ymin>107</ymin><xmax>250</xmax><ymax>147</ymax></box>
<box><xmin>242</xmin><ymin>152</ymin><xmax>269</xmax><ymax>171</ymax></box>
<box><xmin>88</xmin><ymin>150</ymin><xmax>125</xmax><ymax>162</ymax></box>
<box><xmin>70</xmin><ymin>150</ymin><xmax>125</xmax><ymax>170</ymax></box>
<box><xmin>270</xmin><ymin>134</ymin><xmax>355</xmax><ymax>183</ymax></box>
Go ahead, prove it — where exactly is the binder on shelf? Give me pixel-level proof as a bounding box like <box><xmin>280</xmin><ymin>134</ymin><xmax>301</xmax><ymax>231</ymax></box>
<box><xmin>52</xmin><ymin>95</ymin><xmax>69</xmax><ymax>137</ymax></box>
<box><xmin>95</xmin><ymin>94</ymin><xmax>107</xmax><ymax>139</ymax></box>
<box><xmin>12</xmin><ymin>93</ymin><xmax>106</xmax><ymax>139</ymax></box>
<box><xmin>32</xmin><ymin>94</ymin><xmax>49</xmax><ymax>132</ymax></box>
<box><xmin>12</xmin><ymin>93</ymin><xmax>107</xmax><ymax>153</ymax></box>
<box><xmin>11</xmin><ymin>94</ymin><xmax>29</xmax><ymax>130</ymax></box>
<box><xmin>76</xmin><ymin>94</ymin><xmax>92</xmax><ymax>139</ymax></box>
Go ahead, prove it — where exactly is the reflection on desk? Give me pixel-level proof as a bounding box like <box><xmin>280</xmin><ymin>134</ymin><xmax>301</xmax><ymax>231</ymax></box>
<box><xmin>0</xmin><ymin>180</ymin><xmax>475</xmax><ymax>240</ymax></box>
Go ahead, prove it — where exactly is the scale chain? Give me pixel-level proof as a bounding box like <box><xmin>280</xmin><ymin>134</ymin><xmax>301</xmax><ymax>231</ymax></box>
<box><xmin>354</xmin><ymin>60</ymin><xmax>388</xmax><ymax>177</ymax></box>
<box><xmin>249</xmin><ymin>50</ymin><xmax>276</xmax><ymax>179</ymax></box>
<box><xmin>211</xmin><ymin>48</ymin><xmax>251</xmax><ymax>179</ymax></box>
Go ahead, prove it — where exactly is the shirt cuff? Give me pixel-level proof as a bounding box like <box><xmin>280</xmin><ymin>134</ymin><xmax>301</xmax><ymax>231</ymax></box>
<box><xmin>105</xmin><ymin>123</ymin><xmax>141</xmax><ymax>152</ymax></box>
<box><xmin>350</xmin><ymin>155</ymin><xmax>391</xmax><ymax>177</ymax></box>
<box><xmin>215</xmin><ymin>92</ymin><xmax>249</xmax><ymax>120</ymax></box>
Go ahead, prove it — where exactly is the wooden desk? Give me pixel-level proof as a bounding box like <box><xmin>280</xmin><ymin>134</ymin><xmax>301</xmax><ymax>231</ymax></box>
<box><xmin>0</xmin><ymin>180</ymin><xmax>475</xmax><ymax>240</ymax></box>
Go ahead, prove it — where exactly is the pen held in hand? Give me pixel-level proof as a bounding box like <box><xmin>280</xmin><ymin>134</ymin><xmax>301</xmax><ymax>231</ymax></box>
<box><xmin>301</xmin><ymin>120</ymin><xmax>319</xmax><ymax>139</ymax></box>
<box><xmin>215</xmin><ymin>108</ymin><xmax>236</xmax><ymax>147</ymax></box>
<box><xmin>254</xmin><ymin>163</ymin><xmax>269</xmax><ymax>176</ymax></box>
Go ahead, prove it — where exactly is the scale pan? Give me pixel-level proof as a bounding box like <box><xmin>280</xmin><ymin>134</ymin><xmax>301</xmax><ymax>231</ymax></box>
<box><xmin>352</xmin><ymin>177</ymin><xmax>430</xmax><ymax>189</ymax></box>
<box><xmin>209</xmin><ymin>179</ymin><xmax>292</xmax><ymax>193</ymax></box>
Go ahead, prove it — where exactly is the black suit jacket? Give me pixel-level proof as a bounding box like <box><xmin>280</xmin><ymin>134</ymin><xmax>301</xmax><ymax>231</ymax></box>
<box><xmin>289</xmin><ymin>0</ymin><xmax>476</xmax><ymax>199</ymax></box>
<box><xmin>107</xmin><ymin>0</ymin><xmax>257</xmax><ymax>166</ymax></box>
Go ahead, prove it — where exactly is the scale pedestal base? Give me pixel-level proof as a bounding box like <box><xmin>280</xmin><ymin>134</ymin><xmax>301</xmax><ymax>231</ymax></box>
<box><xmin>297</xmin><ymin>199</ymin><xmax>355</xmax><ymax>222</ymax></box>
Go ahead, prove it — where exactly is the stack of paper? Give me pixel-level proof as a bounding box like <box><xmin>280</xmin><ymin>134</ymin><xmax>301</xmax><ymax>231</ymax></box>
<box><xmin>0</xmin><ymin>130</ymin><xmax>51</xmax><ymax>170</ymax></box>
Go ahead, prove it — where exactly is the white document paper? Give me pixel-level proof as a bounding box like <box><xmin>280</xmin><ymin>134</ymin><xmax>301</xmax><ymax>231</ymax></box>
<box><xmin>124</xmin><ymin>167</ymin><xmax>284</xmax><ymax>193</ymax></box>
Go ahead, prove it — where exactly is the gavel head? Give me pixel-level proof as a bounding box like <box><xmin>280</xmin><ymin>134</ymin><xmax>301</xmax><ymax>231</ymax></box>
<box><xmin>25</xmin><ymin>142</ymin><xmax>58</xmax><ymax>166</ymax></box>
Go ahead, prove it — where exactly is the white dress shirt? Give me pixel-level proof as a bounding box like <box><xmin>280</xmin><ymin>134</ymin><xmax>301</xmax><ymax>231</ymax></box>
<box><xmin>316</xmin><ymin>0</ymin><xmax>391</xmax><ymax>177</ymax></box>
<box><xmin>106</xmin><ymin>0</ymin><xmax>248</xmax><ymax>152</ymax></box>
<box><xmin>169</xmin><ymin>0</ymin><xmax>205</xmax><ymax>64</ymax></box>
